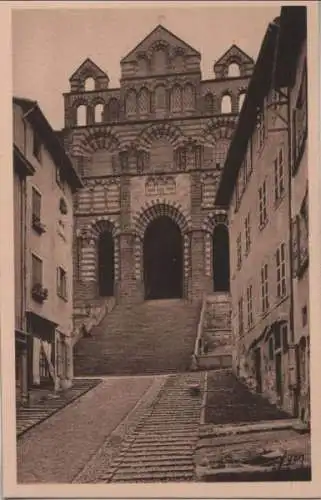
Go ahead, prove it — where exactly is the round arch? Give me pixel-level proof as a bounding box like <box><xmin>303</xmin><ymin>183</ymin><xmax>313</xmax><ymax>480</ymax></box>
<box><xmin>202</xmin><ymin>211</ymin><xmax>230</xmax><ymax>292</ymax></box>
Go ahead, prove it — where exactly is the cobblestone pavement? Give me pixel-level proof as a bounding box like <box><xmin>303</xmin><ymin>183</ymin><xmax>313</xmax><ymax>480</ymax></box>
<box><xmin>16</xmin><ymin>379</ymin><xmax>101</xmax><ymax>437</ymax></box>
<box><xmin>17</xmin><ymin>375</ymin><xmax>157</xmax><ymax>483</ymax></box>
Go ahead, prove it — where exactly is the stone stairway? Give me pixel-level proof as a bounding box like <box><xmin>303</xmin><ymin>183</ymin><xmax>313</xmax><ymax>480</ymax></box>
<box><xmin>74</xmin><ymin>299</ymin><xmax>201</xmax><ymax>376</ymax></box>
<box><xmin>106</xmin><ymin>372</ymin><xmax>205</xmax><ymax>482</ymax></box>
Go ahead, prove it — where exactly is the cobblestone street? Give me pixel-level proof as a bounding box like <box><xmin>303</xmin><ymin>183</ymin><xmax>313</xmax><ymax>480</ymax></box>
<box><xmin>17</xmin><ymin>370</ymin><xmax>310</xmax><ymax>484</ymax></box>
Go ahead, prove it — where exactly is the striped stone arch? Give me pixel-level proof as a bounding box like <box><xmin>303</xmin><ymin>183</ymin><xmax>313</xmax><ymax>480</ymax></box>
<box><xmin>202</xmin><ymin>116</ymin><xmax>237</xmax><ymax>145</ymax></box>
<box><xmin>77</xmin><ymin>216</ymin><xmax>120</xmax><ymax>283</ymax></box>
<box><xmin>70</xmin><ymin>126</ymin><xmax>120</xmax><ymax>158</ymax></box>
<box><xmin>132</xmin><ymin>201</ymin><xmax>192</xmax><ymax>283</ymax></box>
<box><xmin>202</xmin><ymin>210</ymin><xmax>229</xmax><ymax>277</ymax></box>
<box><xmin>134</xmin><ymin>122</ymin><xmax>186</xmax><ymax>151</ymax></box>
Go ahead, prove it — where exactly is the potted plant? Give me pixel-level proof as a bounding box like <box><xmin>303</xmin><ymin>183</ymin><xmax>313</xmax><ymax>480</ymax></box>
<box><xmin>32</xmin><ymin>283</ymin><xmax>48</xmax><ymax>303</ymax></box>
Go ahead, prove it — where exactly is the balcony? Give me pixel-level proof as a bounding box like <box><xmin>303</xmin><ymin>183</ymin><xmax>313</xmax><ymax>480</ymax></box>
<box><xmin>32</xmin><ymin>283</ymin><xmax>48</xmax><ymax>303</ymax></box>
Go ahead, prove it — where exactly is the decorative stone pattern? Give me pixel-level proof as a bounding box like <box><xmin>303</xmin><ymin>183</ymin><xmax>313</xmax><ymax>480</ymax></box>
<box><xmin>63</xmin><ymin>27</ymin><xmax>252</xmax><ymax>306</ymax></box>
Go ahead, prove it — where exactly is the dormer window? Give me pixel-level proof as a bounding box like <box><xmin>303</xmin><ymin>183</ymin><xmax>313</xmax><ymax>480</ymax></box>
<box><xmin>228</xmin><ymin>62</ymin><xmax>240</xmax><ymax>78</ymax></box>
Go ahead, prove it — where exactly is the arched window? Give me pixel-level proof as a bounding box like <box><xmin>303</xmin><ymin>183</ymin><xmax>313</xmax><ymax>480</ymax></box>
<box><xmin>228</xmin><ymin>63</ymin><xmax>240</xmax><ymax>78</ymax></box>
<box><xmin>98</xmin><ymin>231</ymin><xmax>114</xmax><ymax>297</ymax></box>
<box><xmin>125</xmin><ymin>90</ymin><xmax>137</xmax><ymax>116</ymax></box>
<box><xmin>205</xmin><ymin>93</ymin><xmax>214</xmax><ymax>114</ymax></box>
<box><xmin>153</xmin><ymin>48</ymin><xmax>167</xmax><ymax>73</ymax></box>
<box><xmin>155</xmin><ymin>85</ymin><xmax>167</xmax><ymax>111</ymax></box>
<box><xmin>239</xmin><ymin>92</ymin><xmax>246</xmax><ymax>111</ymax></box>
<box><xmin>94</xmin><ymin>103</ymin><xmax>104</xmax><ymax>123</ymax></box>
<box><xmin>107</xmin><ymin>98</ymin><xmax>119</xmax><ymax>122</ymax></box>
<box><xmin>212</xmin><ymin>224</ymin><xmax>230</xmax><ymax>292</ymax></box>
<box><xmin>76</xmin><ymin>104</ymin><xmax>87</xmax><ymax>126</ymax></box>
<box><xmin>84</xmin><ymin>77</ymin><xmax>95</xmax><ymax>91</ymax></box>
<box><xmin>214</xmin><ymin>139</ymin><xmax>230</xmax><ymax>169</ymax></box>
<box><xmin>138</xmin><ymin>87</ymin><xmax>149</xmax><ymax>115</ymax></box>
<box><xmin>170</xmin><ymin>85</ymin><xmax>183</xmax><ymax>112</ymax></box>
<box><xmin>221</xmin><ymin>94</ymin><xmax>232</xmax><ymax>114</ymax></box>
<box><xmin>183</xmin><ymin>84</ymin><xmax>195</xmax><ymax>110</ymax></box>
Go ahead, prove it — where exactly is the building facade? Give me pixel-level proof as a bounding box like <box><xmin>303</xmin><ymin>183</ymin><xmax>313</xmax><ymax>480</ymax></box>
<box><xmin>13</xmin><ymin>98</ymin><xmax>82</xmax><ymax>404</ymax></box>
<box><xmin>61</xmin><ymin>26</ymin><xmax>254</xmax><ymax>312</ymax></box>
<box><xmin>216</xmin><ymin>6</ymin><xmax>308</xmax><ymax>418</ymax></box>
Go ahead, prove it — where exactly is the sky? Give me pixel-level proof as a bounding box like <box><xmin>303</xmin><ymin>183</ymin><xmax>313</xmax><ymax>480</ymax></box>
<box><xmin>12</xmin><ymin>3</ymin><xmax>281</xmax><ymax>130</ymax></box>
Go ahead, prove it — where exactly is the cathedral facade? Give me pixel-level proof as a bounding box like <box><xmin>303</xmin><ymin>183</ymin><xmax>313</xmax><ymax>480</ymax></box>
<box><xmin>61</xmin><ymin>25</ymin><xmax>254</xmax><ymax>310</ymax></box>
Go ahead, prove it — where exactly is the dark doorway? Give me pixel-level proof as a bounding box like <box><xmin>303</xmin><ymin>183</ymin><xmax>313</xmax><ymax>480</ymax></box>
<box><xmin>98</xmin><ymin>231</ymin><xmax>114</xmax><ymax>296</ymax></box>
<box><xmin>275</xmin><ymin>352</ymin><xmax>283</xmax><ymax>405</ymax></box>
<box><xmin>144</xmin><ymin>216</ymin><xmax>183</xmax><ymax>300</ymax></box>
<box><xmin>213</xmin><ymin>224</ymin><xmax>230</xmax><ymax>292</ymax></box>
<box><xmin>254</xmin><ymin>347</ymin><xmax>262</xmax><ymax>393</ymax></box>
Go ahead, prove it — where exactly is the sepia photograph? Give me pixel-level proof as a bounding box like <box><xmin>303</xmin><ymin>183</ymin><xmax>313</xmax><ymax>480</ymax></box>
<box><xmin>1</xmin><ymin>1</ymin><xmax>320</xmax><ymax>497</ymax></box>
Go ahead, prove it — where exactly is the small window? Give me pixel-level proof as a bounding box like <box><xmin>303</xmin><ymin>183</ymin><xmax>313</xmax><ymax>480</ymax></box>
<box><xmin>76</xmin><ymin>105</ymin><xmax>87</xmax><ymax>126</ymax></box>
<box><xmin>302</xmin><ymin>305</ymin><xmax>308</xmax><ymax>327</ymax></box>
<box><xmin>274</xmin><ymin>148</ymin><xmax>285</xmax><ymax>202</ymax></box>
<box><xmin>276</xmin><ymin>243</ymin><xmax>286</xmax><ymax>298</ymax></box>
<box><xmin>84</xmin><ymin>77</ymin><xmax>95</xmax><ymax>91</ymax></box>
<box><xmin>57</xmin><ymin>267</ymin><xmax>67</xmax><ymax>300</ymax></box>
<box><xmin>238</xmin><ymin>296</ymin><xmax>244</xmax><ymax>336</ymax></box>
<box><xmin>94</xmin><ymin>103</ymin><xmax>104</xmax><ymax>123</ymax></box>
<box><xmin>236</xmin><ymin>233</ymin><xmax>242</xmax><ymax>270</ymax></box>
<box><xmin>261</xmin><ymin>263</ymin><xmax>269</xmax><ymax>313</ymax></box>
<box><xmin>246</xmin><ymin>284</ymin><xmax>253</xmax><ymax>329</ymax></box>
<box><xmin>245</xmin><ymin>213</ymin><xmax>251</xmax><ymax>254</ymax></box>
<box><xmin>32</xmin><ymin>187</ymin><xmax>45</xmax><ymax>234</ymax></box>
<box><xmin>33</xmin><ymin>131</ymin><xmax>41</xmax><ymax>162</ymax></box>
<box><xmin>228</xmin><ymin>62</ymin><xmax>240</xmax><ymax>78</ymax></box>
<box><xmin>258</xmin><ymin>181</ymin><xmax>268</xmax><ymax>228</ymax></box>
<box><xmin>32</xmin><ymin>254</ymin><xmax>43</xmax><ymax>287</ymax></box>
<box><xmin>221</xmin><ymin>94</ymin><xmax>232</xmax><ymax>114</ymax></box>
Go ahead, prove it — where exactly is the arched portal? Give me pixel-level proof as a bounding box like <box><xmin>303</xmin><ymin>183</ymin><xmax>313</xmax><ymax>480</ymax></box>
<box><xmin>98</xmin><ymin>231</ymin><xmax>114</xmax><ymax>296</ymax></box>
<box><xmin>212</xmin><ymin>224</ymin><xmax>230</xmax><ymax>292</ymax></box>
<box><xmin>143</xmin><ymin>216</ymin><xmax>183</xmax><ymax>300</ymax></box>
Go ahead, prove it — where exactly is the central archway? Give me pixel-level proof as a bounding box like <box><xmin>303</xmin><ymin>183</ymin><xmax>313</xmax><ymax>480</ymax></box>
<box><xmin>143</xmin><ymin>216</ymin><xmax>183</xmax><ymax>300</ymax></box>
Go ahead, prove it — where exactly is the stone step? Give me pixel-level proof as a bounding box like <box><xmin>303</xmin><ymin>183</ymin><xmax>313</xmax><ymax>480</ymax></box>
<box><xmin>112</xmin><ymin>470</ymin><xmax>194</xmax><ymax>482</ymax></box>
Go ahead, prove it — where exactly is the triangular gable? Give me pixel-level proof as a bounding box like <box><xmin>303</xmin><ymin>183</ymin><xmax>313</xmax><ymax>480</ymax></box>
<box><xmin>69</xmin><ymin>58</ymin><xmax>109</xmax><ymax>82</ymax></box>
<box><xmin>121</xmin><ymin>24</ymin><xmax>201</xmax><ymax>63</ymax></box>
<box><xmin>214</xmin><ymin>44</ymin><xmax>254</xmax><ymax>68</ymax></box>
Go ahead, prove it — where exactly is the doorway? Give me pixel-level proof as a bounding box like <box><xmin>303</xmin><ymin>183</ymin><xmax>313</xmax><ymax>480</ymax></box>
<box><xmin>213</xmin><ymin>224</ymin><xmax>230</xmax><ymax>292</ymax></box>
<box><xmin>144</xmin><ymin>216</ymin><xmax>183</xmax><ymax>300</ymax></box>
<box><xmin>254</xmin><ymin>347</ymin><xmax>262</xmax><ymax>393</ymax></box>
<box><xmin>98</xmin><ymin>231</ymin><xmax>114</xmax><ymax>296</ymax></box>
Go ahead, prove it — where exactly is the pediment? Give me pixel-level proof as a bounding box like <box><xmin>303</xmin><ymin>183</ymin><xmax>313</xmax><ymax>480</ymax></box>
<box><xmin>70</xmin><ymin>58</ymin><xmax>109</xmax><ymax>83</ymax></box>
<box><xmin>121</xmin><ymin>24</ymin><xmax>201</xmax><ymax>64</ymax></box>
<box><xmin>214</xmin><ymin>45</ymin><xmax>254</xmax><ymax>68</ymax></box>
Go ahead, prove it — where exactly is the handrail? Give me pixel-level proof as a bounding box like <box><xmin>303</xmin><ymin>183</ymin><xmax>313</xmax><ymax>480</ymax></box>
<box><xmin>193</xmin><ymin>293</ymin><xmax>208</xmax><ymax>360</ymax></box>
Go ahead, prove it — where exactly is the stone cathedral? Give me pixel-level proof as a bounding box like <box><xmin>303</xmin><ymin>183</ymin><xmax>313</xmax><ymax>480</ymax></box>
<box><xmin>62</xmin><ymin>25</ymin><xmax>254</xmax><ymax>324</ymax></box>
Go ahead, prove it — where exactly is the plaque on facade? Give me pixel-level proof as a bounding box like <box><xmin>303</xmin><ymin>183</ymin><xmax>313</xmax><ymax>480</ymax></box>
<box><xmin>145</xmin><ymin>176</ymin><xmax>176</xmax><ymax>197</ymax></box>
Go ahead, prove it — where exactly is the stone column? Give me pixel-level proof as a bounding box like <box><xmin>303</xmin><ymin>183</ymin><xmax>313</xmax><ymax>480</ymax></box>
<box><xmin>20</xmin><ymin>347</ymin><xmax>29</xmax><ymax>405</ymax></box>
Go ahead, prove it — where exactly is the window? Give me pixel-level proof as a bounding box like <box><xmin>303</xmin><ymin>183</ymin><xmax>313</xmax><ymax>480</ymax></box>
<box><xmin>125</xmin><ymin>90</ymin><xmax>137</xmax><ymax>116</ymax></box>
<box><xmin>183</xmin><ymin>84</ymin><xmax>195</xmax><ymax>110</ymax></box>
<box><xmin>246</xmin><ymin>284</ymin><xmax>253</xmax><ymax>329</ymax></box>
<box><xmin>138</xmin><ymin>88</ymin><xmax>149</xmax><ymax>115</ymax></box>
<box><xmin>39</xmin><ymin>348</ymin><xmax>50</xmax><ymax>378</ymax></box>
<box><xmin>32</xmin><ymin>254</ymin><xmax>43</xmax><ymax>287</ymax></box>
<box><xmin>94</xmin><ymin>103</ymin><xmax>104</xmax><ymax>123</ymax></box>
<box><xmin>228</xmin><ymin>63</ymin><xmax>240</xmax><ymax>78</ymax></box>
<box><xmin>205</xmin><ymin>93</ymin><xmax>214</xmax><ymax>114</ymax></box>
<box><xmin>292</xmin><ymin>64</ymin><xmax>307</xmax><ymax>173</ymax></box>
<box><xmin>214</xmin><ymin>139</ymin><xmax>229</xmax><ymax>170</ymax></box>
<box><xmin>261</xmin><ymin>263</ymin><xmax>269</xmax><ymax>313</ymax></box>
<box><xmin>276</xmin><ymin>243</ymin><xmax>286</xmax><ymax>298</ymax></box>
<box><xmin>221</xmin><ymin>94</ymin><xmax>232</xmax><ymax>114</ymax></box>
<box><xmin>236</xmin><ymin>233</ymin><xmax>242</xmax><ymax>270</ymax></box>
<box><xmin>76</xmin><ymin>105</ymin><xmax>87</xmax><ymax>126</ymax></box>
<box><xmin>274</xmin><ymin>148</ymin><xmax>285</xmax><ymax>202</ymax></box>
<box><xmin>57</xmin><ymin>267</ymin><xmax>67</xmax><ymax>300</ymax></box>
<box><xmin>84</xmin><ymin>77</ymin><xmax>95</xmax><ymax>91</ymax></box>
<box><xmin>33</xmin><ymin>131</ymin><xmax>41</xmax><ymax>161</ymax></box>
<box><xmin>257</xmin><ymin>108</ymin><xmax>265</xmax><ymax>149</ymax></box>
<box><xmin>171</xmin><ymin>85</ymin><xmax>183</xmax><ymax>112</ymax></box>
<box><xmin>32</xmin><ymin>187</ymin><xmax>45</xmax><ymax>234</ymax></box>
<box><xmin>238</xmin><ymin>296</ymin><xmax>244</xmax><ymax>336</ymax></box>
<box><xmin>258</xmin><ymin>181</ymin><xmax>268</xmax><ymax>227</ymax></box>
<box><xmin>107</xmin><ymin>98</ymin><xmax>119</xmax><ymax>122</ymax></box>
<box><xmin>155</xmin><ymin>85</ymin><xmax>167</xmax><ymax>111</ymax></box>
<box><xmin>245</xmin><ymin>213</ymin><xmax>251</xmax><ymax>254</ymax></box>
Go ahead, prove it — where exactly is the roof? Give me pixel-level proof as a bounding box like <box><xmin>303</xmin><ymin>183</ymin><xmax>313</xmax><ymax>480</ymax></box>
<box><xmin>215</xmin><ymin>18</ymin><xmax>280</xmax><ymax>207</ymax></box>
<box><xmin>69</xmin><ymin>57</ymin><xmax>109</xmax><ymax>82</ymax></box>
<box><xmin>13</xmin><ymin>97</ymin><xmax>83</xmax><ymax>191</ymax></box>
<box><xmin>214</xmin><ymin>44</ymin><xmax>254</xmax><ymax>67</ymax></box>
<box><xmin>121</xmin><ymin>24</ymin><xmax>201</xmax><ymax>63</ymax></box>
<box><xmin>274</xmin><ymin>6</ymin><xmax>307</xmax><ymax>89</ymax></box>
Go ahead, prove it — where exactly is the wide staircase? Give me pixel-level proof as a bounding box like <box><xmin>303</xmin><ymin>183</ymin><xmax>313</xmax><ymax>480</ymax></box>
<box><xmin>74</xmin><ymin>299</ymin><xmax>201</xmax><ymax>376</ymax></box>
